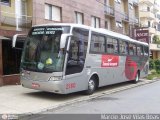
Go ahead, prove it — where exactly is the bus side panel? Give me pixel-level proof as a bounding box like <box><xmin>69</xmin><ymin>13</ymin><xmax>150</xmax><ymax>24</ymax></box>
<box><xmin>123</xmin><ymin>55</ymin><xmax>148</xmax><ymax>80</ymax></box>
<box><xmin>64</xmin><ymin>70</ymin><xmax>89</xmax><ymax>94</ymax></box>
<box><xmin>139</xmin><ymin>57</ymin><xmax>149</xmax><ymax>78</ymax></box>
<box><xmin>85</xmin><ymin>54</ymin><xmax>128</xmax><ymax>87</ymax></box>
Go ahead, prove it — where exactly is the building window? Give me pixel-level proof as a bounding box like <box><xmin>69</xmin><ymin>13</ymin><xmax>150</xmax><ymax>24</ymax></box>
<box><xmin>75</xmin><ymin>12</ymin><xmax>84</xmax><ymax>24</ymax></box>
<box><xmin>91</xmin><ymin>16</ymin><xmax>100</xmax><ymax>28</ymax></box>
<box><xmin>45</xmin><ymin>4</ymin><xmax>61</xmax><ymax>21</ymax></box>
<box><xmin>147</xmin><ymin>7</ymin><xmax>150</xmax><ymax>12</ymax></box>
<box><xmin>148</xmin><ymin>21</ymin><xmax>151</xmax><ymax>27</ymax></box>
<box><xmin>0</xmin><ymin>0</ymin><xmax>10</xmax><ymax>5</ymax></box>
<box><xmin>104</xmin><ymin>0</ymin><xmax>107</xmax><ymax>5</ymax></box>
<box><xmin>115</xmin><ymin>0</ymin><xmax>121</xmax><ymax>4</ymax></box>
<box><xmin>129</xmin><ymin>3</ymin><xmax>133</xmax><ymax>9</ymax></box>
<box><xmin>105</xmin><ymin>21</ymin><xmax>108</xmax><ymax>29</ymax></box>
<box><xmin>116</xmin><ymin>21</ymin><xmax>122</xmax><ymax>28</ymax></box>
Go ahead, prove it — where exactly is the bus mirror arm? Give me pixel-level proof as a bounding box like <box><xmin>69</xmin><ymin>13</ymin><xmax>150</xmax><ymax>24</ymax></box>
<box><xmin>12</xmin><ymin>34</ymin><xmax>27</xmax><ymax>48</ymax></box>
<box><xmin>60</xmin><ymin>34</ymin><xmax>72</xmax><ymax>49</ymax></box>
<box><xmin>65</xmin><ymin>50</ymin><xmax>69</xmax><ymax>54</ymax></box>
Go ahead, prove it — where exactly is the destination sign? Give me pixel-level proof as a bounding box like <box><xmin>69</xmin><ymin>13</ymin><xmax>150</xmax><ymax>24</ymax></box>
<box><xmin>32</xmin><ymin>27</ymin><xmax>64</xmax><ymax>35</ymax></box>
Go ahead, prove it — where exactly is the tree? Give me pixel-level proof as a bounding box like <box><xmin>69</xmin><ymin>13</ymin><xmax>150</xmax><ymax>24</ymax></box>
<box><xmin>153</xmin><ymin>35</ymin><xmax>160</xmax><ymax>44</ymax></box>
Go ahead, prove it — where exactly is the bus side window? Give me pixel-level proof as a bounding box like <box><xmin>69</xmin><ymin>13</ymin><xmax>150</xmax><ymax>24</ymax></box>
<box><xmin>140</xmin><ymin>46</ymin><xmax>144</xmax><ymax>56</ymax></box>
<box><xmin>107</xmin><ymin>37</ymin><xmax>113</xmax><ymax>53</ymax></box>
<box><xmin>113</xmin><ymin>38</ymin><xmax>118</xmax><ymax>53</ymax></box>
<box><xmin>66</xmin><ymin>28</ymin><xmax>89</xmax><ymax>75</ymax></box>
<box><xmin>90</xmin><ymin>33</ymin><xmax>105</xmax><ymax>53</ymax></box>
<box><xmin>144</xmin><ymin>46</ymin><xmax>149</xmax><ymax>56</ymax></box>
<box><xmin>137</xmin><ymin>45</ymin><xmax>143</xmax><ymax>56</ymax></box>
<box><xmin>106</xmin><ymin>37</ymin><xmax>118</xmax><ymax>54</ymax></box>
<box><xmin>119</xmin><ymin>40</ymin><xmax>128</xmax><ymax>55</ymax></box>
<box><xmin>133</xmin><ymin>44</ymin><xmax>137</xmax><ymax>55</ymax></box>
<box><xmin>129</xmin><ymin>43</ymin><xmax>136</xmax><ymax>55</ymax></box>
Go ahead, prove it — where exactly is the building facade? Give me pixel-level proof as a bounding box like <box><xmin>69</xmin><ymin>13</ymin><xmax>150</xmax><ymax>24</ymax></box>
<box><xmin>0</xmin><ymin>0</ymin><xmax>140</xmax><ymax>85</ymax></box>
<box><xmin>0</xmin><ymin>0</ymin><xmax>32</xmax><ymax>86</ymax></box>
<box><xmin>139</xmin><ymin>0</ymin><xmax>160</xmax><ymax>59</ymax></box>
<box><xmin>104</xmin><ymin>0</ymin><xmax>139</xmax><ymax>36</ymax></box>
<box><xmin>32</xmin><ymin>0</ymin><xmax>105</xmax><ymax>27</ymax></box>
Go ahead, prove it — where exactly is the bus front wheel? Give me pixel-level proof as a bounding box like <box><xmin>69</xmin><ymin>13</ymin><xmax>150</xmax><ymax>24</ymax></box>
<box><xmin>84</xmin><ymin>77</ymin><xmax>96</xmax><ymax>95</ymax></box>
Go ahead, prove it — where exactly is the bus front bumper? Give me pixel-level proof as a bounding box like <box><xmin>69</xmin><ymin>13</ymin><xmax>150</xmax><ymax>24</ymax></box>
<box><xmin>21</xmin><ymin>79</ymin><xmax>67</xmax><ymax>94</ymax></box>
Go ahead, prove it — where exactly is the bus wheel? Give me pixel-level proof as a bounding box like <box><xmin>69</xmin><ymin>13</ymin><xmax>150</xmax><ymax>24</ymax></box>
<box><xmin>133</xmin><ymin>72</ymin><xmax>140</xmax><ymax>83</ymax></box>
<box><xmin>84</xmin><ymin>77</ymin><xmax>96</xmax><ymax>95</ymax></box>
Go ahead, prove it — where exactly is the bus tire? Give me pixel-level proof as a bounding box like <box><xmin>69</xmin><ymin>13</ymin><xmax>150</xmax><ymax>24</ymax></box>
<box><xmin>84</xmin><ymin>77</ymin><xmax>97</xmax><ymax>95</ymax></box>
<box><xmin>132</xmin><ymin>71</ymin><xmax>140</xmax><ymax>83</ymax></box>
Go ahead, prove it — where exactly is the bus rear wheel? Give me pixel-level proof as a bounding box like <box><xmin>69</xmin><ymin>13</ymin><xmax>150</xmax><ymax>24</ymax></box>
<box><xmin>132</xmin><ymin>72</ymin><xmax>140</xmax><ymax>83</ymax></box>
<box><xmin>84</xmin><ymin>77</ymin><xmax>96</xmax><ymax>95</ymax></box>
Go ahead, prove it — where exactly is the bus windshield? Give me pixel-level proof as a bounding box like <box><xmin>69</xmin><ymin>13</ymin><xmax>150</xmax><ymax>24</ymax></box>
<box><xmin>21</xmin><ymin>26</ymin><xmax>70</xmax><ymax>73</ymax></box>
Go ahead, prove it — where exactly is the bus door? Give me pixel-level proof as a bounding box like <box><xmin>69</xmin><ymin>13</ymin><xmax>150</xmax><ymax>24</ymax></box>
<box><xmin>64</xmin><ymin>28</ymin><xmax>89</xmax><ymax>91</ymax></box>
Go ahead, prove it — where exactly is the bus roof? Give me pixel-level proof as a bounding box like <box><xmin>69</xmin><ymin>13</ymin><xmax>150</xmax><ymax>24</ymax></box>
<box><xmin>33</xmin><ymin>23</ymin><xmax>148</xmax><ymax>46</ymax></box>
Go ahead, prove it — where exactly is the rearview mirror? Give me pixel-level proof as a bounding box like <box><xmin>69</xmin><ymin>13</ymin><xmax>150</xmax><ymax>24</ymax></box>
<box><xmin>12</xmin><ymin>34</ymin><xmax>27</xmax><ymax>49</ymax></box>
<box><xmin>12</xmin><ymin>34</ymin><xmax>27</xmax><ymax>48</ymax></box>
<box><xmin>60</xmin><ymin>34</ymin><xmax>72</xmax><ymax>49</ymax></box>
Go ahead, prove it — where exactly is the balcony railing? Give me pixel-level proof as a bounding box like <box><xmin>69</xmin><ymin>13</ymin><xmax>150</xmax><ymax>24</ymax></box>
<box><xmin>139</xmin><ymin>0</ymin><xmax>154</xmax><ymax>6</ymax></box>
<box><xmin>155</xmin><ymin>30</ymin><xmax>160</xmax><ymax>36</ymax></box>
<box><xmin>104</xmin><ymin>5</ymin><xmax>115</xmax><ymax>17</ymax></box>
<box><xmin>134</xmin><ymin>17</ymin><xmax>139</xmax><ymax>24</ymax></box>
<box><xmin>122</xmin><ymin>13</ymin><xmax>129</xmax><ymax>22</ymax></box>
<box><xmin>150</xmin><ymin>43</ymin><xmax>160</xmax><ymax>51</ymax></box>
<box><xmin>149</xmin><ymin>27</ymin><xmax>156</xmax><ymax>34</ymax></box>
<box><xmin>140</xmin><ymin>11</ymin><xmax>155</xmax><ymax>20</ymax></box>
<box><xmin>0</xmin><ymin>11</ymin><xmax>32</xmax><ymax>31</ymax></box>
<box><xmin>133</xmin><ymin>0</ymin><xmax>139</xmax><ymax>6</ymax></box>
<box><xmin>130</xmin><ymin>17</ymin><xmax>139</xmax><ymax>24</ymax></box>
<box><xmin>140</xmin><ymin>25</ymin><xmax>156</xmax><ymax>34</ymax></box>
<box><xmin>154</xmin><ymin>6</ymin><xmax>159</xmax><ymax>12</ymax></box>
<box><xmin>154</xmin><ymin>18</ymin><xmax>159</xmax><ymax>24</ymax></box>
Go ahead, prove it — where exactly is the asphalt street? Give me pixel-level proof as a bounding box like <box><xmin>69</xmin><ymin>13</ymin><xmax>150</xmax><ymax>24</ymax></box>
<box><xmin>47</xmin><ymin>80</ymin><xmax>160</xmax><ymax>114</ymax></box>
<box><xmin>20</xmin><ymin>80</ymin><xmax>160</xmax><ymax>120</ymax></box>
<box><xmin>0</xmin><ymin>79</ymin><xmax>159</xmax><ymax>120</ymax></box>
<box><xmin>0</xmin><ymin>79</ymin><xmax>154</xmax><ymax>115</ymax></box>
<box><xmin>47</xmin><ymin>81</ymin><xmax>160</xmax><ymax>114</ymax></box>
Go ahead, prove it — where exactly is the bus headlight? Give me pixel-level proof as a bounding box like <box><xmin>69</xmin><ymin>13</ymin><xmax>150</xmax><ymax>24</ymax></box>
<box><xmin>49</xmin><ymin>76</ymin><xmax>62</xmax><ymax>81</ymax></box>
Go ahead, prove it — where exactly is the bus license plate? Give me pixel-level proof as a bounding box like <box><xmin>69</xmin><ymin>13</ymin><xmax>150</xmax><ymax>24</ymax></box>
<box><xmin>32</xmin><ymin>83</ymin><xmax>40</xmax><ymax>88</ymax></box>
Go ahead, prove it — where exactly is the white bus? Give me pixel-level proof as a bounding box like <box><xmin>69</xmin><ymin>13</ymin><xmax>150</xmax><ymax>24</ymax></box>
<box><xmin>13</xmin><ymin>23</ymin><xmax>149</xmax><ymax>94</ymax></box>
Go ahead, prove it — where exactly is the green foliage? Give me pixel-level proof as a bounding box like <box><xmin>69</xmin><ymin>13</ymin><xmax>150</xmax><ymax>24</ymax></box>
<box><xmin>146</xmin><ymin>75</ymin><xmax>154</xmax><ymax>80</ymax></box>
<box><xmin>153</xmin><ymin>35</ymin><xmax>160</xmax><ymax>44</ymax></box>
<box><xmin>149</xmin><ymin>59</ymin><xmax>155</xmax><ymax>70</ymax></box>
<box><xmin>149</xmin><ymin>59</ymin><xmax>160</xmax><ymax>73</ymax></box>
<box><xmin>150</xmin><ymin>69</ymin><xmax>157</xmax><ymax>75</ymax></box>
<box><xmin>147</xmin><ymin>59</ymin><xmax>160</xmax><ymax>80</ymax></box>
<box><xmin>154</xmin><ymin>59</ymin><xmax>160</xmax><ymax>74</ymax></box>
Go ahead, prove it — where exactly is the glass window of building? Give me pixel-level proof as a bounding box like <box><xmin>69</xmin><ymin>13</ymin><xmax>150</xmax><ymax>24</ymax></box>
<box><xmin>45</xmin><ymin>4</ymin><xmax>61</xmax><ymax>21</ymax></box>
<box><xmin>91</xmin><ymin>16</ymin><xmax>100</xmax><ymax>28</ymax></box>
<box><xmin>1</xmin><ymin>0</ymin><xmax>10</xmax><ymax>5</ymax></box>
<box><xmin>75</xmin><ymin>11</ymin><xmax>84</xmax><ymax>24</ymax></box>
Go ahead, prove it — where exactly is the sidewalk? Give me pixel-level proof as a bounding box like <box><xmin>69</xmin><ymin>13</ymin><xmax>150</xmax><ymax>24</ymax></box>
<box><xmin>0</xmin><ymin>79</ymin><xmax>158</xmax><ymax>114</ymax></box>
